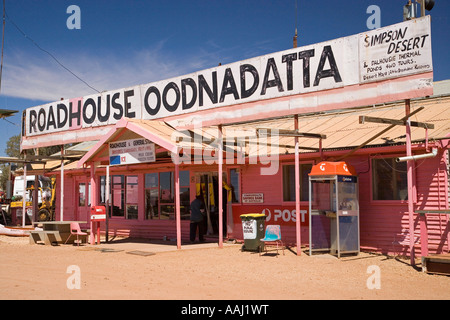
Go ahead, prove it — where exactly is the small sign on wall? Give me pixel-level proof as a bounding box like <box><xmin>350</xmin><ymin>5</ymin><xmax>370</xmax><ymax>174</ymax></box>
<box><xmin>109</xmin><ymin>138</ymin><xmax>156</xmax><ymax>166</ymax></box>
<box><xmin>242</xmin><ymin>193</ymin><xmax>264</xmax><ymax>204</ymax></box>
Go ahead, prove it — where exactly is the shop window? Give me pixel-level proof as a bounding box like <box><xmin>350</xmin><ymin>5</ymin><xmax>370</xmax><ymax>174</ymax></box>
<box><xmin>78</xmin><ymin>182</ymin><xmax>91</xmax><ymax>207</ymax></box>
<box><xmin>126</xmin><ymin>176</ymin><xmax>138</xmax><ymax>219</ymax></box>
<box><xmin>372</xmin><ymin>158</ymin><xmax>407</xmax><ymax>200</ymax></box>
<box><xmin>282</xmin><ymin>163</ymin><xmax>312</xmax><ymax>202</ymax></box>
<box><xmin>78</xmin><ymin>183</ymin><xmax>86</xmax><ymax>207</ymax></box>
<box><xmin>229</xmin><ymin>168</ymin><xmax>240</xmax><ymax>203</ymax></box>
<box><xmin>111</xmin><ymin>175</ymin><xmax>125</xmax><ymax>217</ymax></box>
<box><xmin>145</xmin><ymin>171</ymin><xmax>190</xmax><ymax>220</ymax></box>
<box><xmin>98</xmin><ymin>175</ymin><xmax>137</xmax><ymax>219</ymax></box>
<box><xmin>145</xmin><ymin>173</ymin><xmax>158</xmax><ymax>219</ymax></box>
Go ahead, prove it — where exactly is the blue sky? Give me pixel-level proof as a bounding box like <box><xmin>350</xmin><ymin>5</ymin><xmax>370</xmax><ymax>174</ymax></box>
<box><xmin>0</xmin><ymin>0</ymin><xmax>449</xmax><ymax>156</ymax></box>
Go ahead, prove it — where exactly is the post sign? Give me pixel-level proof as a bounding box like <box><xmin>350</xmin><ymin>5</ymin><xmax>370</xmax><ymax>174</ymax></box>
<box><xmin>109</xmin><ymin>138</ymin><xmax>156</xmax><ymax>166</ymax></box>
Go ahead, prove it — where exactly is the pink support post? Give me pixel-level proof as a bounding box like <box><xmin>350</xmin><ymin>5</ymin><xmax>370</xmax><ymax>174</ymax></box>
<box><xmin>420</xmin><ymin>213</ymin><xmax>429</xmax><ymax>257</ymax></box>
<box><xmin>90</xmin><ymin>163</ymin><xmax>98</xmax><ymax>245</ymax></box>
<box><xmin>405</xmin><ymin>100</ymin><xmax>416</xmax><ymax>265</ymax></box>
<box><xmin>175</xmin><ymin>155</ymin><xmax>181</xmax><ymax>250</ymax></box>
<box><xmin>295</xmin><ymin>115</ymin><xmax>301</xmax><ymax>255</ymax></box>
<box><xmin>218</xmin><ymin>125</ymin><xmax>224</xmax><ymax>249</ymax></box>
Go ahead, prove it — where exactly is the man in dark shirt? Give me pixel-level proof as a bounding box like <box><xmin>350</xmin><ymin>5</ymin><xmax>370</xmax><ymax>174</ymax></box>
<box><xmin>190</xmin><ymin>195</ymin><xmax>205</xmax><ymax>243</ymax></box>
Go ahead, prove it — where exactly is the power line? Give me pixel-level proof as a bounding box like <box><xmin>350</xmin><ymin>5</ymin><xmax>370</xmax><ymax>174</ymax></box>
<box><xmin>4</xmin><ymin>6</ymin><xmax>101</xmax><ymax>94</ymax></box>
<box><xmin>0</xmin><ymin>0</ymin><xmax>5</xmax><ymax>94</ymax></box>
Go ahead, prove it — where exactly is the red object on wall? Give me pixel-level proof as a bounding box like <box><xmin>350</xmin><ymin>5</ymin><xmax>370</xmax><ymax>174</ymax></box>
<box><xmin>309</xmin><ymin>161</ymin><xmax>357</xmax><ymax>176</ymax></box>
<box><xmin>90</xmin><ymin>206</ymin><xmax>106</xmax><ymax>222</ymax></box>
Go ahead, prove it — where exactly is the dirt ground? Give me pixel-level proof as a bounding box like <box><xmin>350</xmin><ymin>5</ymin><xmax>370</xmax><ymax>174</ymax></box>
<box><xmin>1</xmin><ymin>235</ymin><xmax>449</xmax><ymax>301</ymax></box>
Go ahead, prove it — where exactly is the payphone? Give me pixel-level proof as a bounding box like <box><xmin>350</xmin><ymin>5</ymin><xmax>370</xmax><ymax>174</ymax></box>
<box><xmin>308</xmin><ymin>161</ymin><xmax>360</xmax><ymax>258</ymax></box>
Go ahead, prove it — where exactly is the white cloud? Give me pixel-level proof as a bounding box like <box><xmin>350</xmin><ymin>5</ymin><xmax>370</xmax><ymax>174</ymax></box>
<box><xmin>1</xmin><ymin>42</ymin><xmax>219</xmax><ymax>103</ymax></box>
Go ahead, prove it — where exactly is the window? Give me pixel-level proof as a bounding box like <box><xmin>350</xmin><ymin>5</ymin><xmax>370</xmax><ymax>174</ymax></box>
<box><xmin>372</xmin><ymin>158</ymin><xmax>407</xmax><ymax>200</ymax></box>
<box><xmin>229</xmin><ymin>168</ymin><xmax>240</xmax><ymax>203</ymax></box>
<box><xmin>99</xmin><ymin>175</ymin><xmax>138</xmax><ymax>219</ymax></box>
<box><xmin>78</xmin><ymin>182</ymin><xmax>91</xmax><ymax>207</ymax></box>
<box><xmin>111</xmin><ymin>175</ymin><xmax>125</xmax><ymax>217</ymax></box>
<box><xmin>126</xmin><ymin>176</ymin><xmax>138</xmax><ymax>219</ymax></box>
<box><xmin>282</xmin><ymin>163</ymin><xmax>312</xmax><ymax>201</ymax></box>
<box><xmin>145</xmin><ymin>173</ymin><xmax>158</xmax><ymax>219</ymax></box>
<box><xmin>78</xmin><ymin>183</ymin><xmax>86</xmax><ymax>207</ymax></box>
<box><xmin>145</xmin><ymin>171</ymin><xmax>190</xmax><ymax>220</ymax></box>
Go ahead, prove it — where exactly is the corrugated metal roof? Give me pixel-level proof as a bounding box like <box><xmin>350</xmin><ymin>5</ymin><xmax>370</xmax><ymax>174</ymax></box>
<box><xmin>224</xmin><ymin>93</ymin><xmax>449</xmax><ymax>156</ymax></box>
<box><xmin>40</xmin><ymin>90</ymin><xmax>450</xmax><ymax>172</ymax></box>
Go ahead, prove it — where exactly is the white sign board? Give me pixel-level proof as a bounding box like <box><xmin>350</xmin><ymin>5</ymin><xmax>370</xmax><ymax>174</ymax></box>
<box><xmin>23</xmin><ymin>17</ymin><xmax>432</xmax><ymax>148</ymax></box>
<box><xmin>242</xmin><ymin>220</ymin><xmax>257</xmax><ymax>240</ymax></box>
<box><xmin>359</xmin><ymin>16</ymin><xmax>432</xmax><ymax>83</ymax></box>
<box><xmin>109</xmin><ymin>138</ymin><xmax>156</xmax><ymax>166</ymax></box>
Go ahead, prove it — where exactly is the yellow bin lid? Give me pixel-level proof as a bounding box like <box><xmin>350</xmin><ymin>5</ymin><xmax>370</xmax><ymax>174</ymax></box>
<box><xmin>240</xmin><ymin>213</ymin><xmax>266</xmax><ymax>218</ymax></box>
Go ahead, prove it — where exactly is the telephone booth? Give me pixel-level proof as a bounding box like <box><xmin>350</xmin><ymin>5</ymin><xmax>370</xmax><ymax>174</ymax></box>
<box><xmin>308</xmin><ymin>161</ymin><xmax>360</xmax><ymax>258</ymax></box>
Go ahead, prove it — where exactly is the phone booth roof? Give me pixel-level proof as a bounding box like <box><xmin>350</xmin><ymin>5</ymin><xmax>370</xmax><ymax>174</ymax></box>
<box><xmin>309</xmin><ymin>161</ymin><xmax>357</xmax><ymax>177</ymax></box>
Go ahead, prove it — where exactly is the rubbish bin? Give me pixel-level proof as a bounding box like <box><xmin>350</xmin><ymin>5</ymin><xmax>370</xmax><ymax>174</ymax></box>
<box><xmin>240</xmin><ymin>213</ymin><xmax>266</xmax><ymax>252</ymax></box>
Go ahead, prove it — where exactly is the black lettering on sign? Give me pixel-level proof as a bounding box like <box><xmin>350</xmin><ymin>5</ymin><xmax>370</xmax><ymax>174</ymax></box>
<box><xmin>124</xmin><ymin>90</ymin><xmax>135</xmax><ymax>118</ymax></box>
<box><xmin>220</xmin><ymin>68</ymin><xmax>240</xmax><ymax>103</ymax></box>
<box><xmin>261</xmin><ymin>58</ymin><xmax>284</xmax><ymax>95</ymax></box>
<box><xmin>240</xmin><ymin>64</ymin><xmax>259</xmax><ymax>99</ymax></box>
<box><xmin>37</xmin><ymin>108</ymin><xmax>46</xmax><ymax>132</ymax></box>
<box><xmin>144</xmin><ymin>86</ymin><xmax>161</xmax><ymax>116</ymax></box>
<box><xmin>83</xmin><ymin>98</ymin><xmax>96</xmax><ymax>125</ymax></box>
<box><xmin>57</xmin><ymin>103</ymin><xmax>68</xmax><ymax>129</ymax></box>
<box><xmin>314</xmin><ymin>45</ymin><xmax>342</xmax><ymax>87</ymax></box>
<box><xmin>198</xmin><ymin>72</ymin><xmax>218</xmax><ymax>107</ymax></box>
<box><xmin>163</xmin><ymin>82</ymin><xmax>180</xmax><ymax>112</ymax></box>
<box><xmin>98</xmin><ymin>96</ymin><xmax>110</xmax><ymax>122</ymax></box>
<box><xmin>181</xmin><ymin>78</ymin><xmax>197</xmax><ymax>110</ymax></box>
<box><xmin>46</xmin><ymin>105</ymin><xmax>56</xmax><ymax>131</ymax></box>
<box><xmin>69</xmin><ymin>100</ymin><xmax>82</xmax><ymax>127</ymax></box>
<box><xmin>282</xmin><ymin>53</ymin><xmax>297</xmax><ymax>91</ymax></box>
<box><xmin>112</xmin><ymin>92</ymin><xmax>123</xmax><ymax>120</ymax></box>
<box><xmin>298</xmin><ymin>49</ymin><xmax>315</xmax><ymax>88</ymax></box>
<box><xmin>29</xmin><ymin>110</ymin><xmax>37</xmax><ymax>134</ymax></box>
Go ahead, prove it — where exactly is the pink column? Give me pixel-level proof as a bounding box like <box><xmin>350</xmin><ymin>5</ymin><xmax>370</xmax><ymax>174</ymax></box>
<box><xmin>218</xmin><ymin>125</ymin><xmax>224</xmax><ymax>249</ymax></box>
<box><xmin>294</xmin><ymin>115</ymin><xmax>301</xmax><ymax>255</ymax></box>
<box><xmin>175</xmin><ymin>156</ymin><xmax>181</xmax><ymax>250</ymax></box>
<box><xmin>89</xmin><ymin>163</ymin><xmax>98</xmax><ymax>245</ymax></box>
<box><xmin>405</xmin><ymin>100</ymin><xmax>416</xmax><ymax>265</ymax></box>
<box><xmin>419</xmin><ymin>213</ymin><xmax>429</xmax><ymax>257</ymax></box>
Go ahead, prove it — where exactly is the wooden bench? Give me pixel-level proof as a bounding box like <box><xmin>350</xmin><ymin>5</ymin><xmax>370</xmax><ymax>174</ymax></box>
<box><xmin>29</xmin><ymin>230</ymin><xmax>67</xmax><ymax>245</ymax></box>
<box><xmin>422</xmin><ymin>254</ymin><xmax>450</xmax><ymax>276</ymax></box>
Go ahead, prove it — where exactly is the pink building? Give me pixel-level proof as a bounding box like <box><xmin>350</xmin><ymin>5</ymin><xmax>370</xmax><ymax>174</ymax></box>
<box><xmin>22</xmin><ymin>17</ymin><xmax>449</xmax><ymax>260</ymax></box>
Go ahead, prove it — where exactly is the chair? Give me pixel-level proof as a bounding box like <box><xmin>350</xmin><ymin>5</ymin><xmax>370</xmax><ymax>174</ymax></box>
<box><xmin>260</xmin><ymin>225</ymin><xmax>284</xmax><ymax>256</ymax></box>
<box><xmin>391</xmin><ymin>229</ymin><xmax>421</xmax><ymax>258</ymax></box>
<box><xmin>64</xmin><ymin>222</ymin><xmax>88</xmax><ymax>246</ymax></box>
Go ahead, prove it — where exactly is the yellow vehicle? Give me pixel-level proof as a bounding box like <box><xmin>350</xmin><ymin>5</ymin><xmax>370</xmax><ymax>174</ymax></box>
<box><xmin>9</xmin><ymin>176</ymin><xmax>56</xmax><ymax>222</ymax></box>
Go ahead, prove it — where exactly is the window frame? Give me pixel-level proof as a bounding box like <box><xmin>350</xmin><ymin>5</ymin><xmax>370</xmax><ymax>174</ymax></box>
<box><xmin>370</xmin><ymin>155</ymin><xmax>415</xmax><ymax>203</ymax></box>
<box><xmin>281</xmin><ymin>161</ymin><xmax>314</xmax><ymax>204</ymax></box>
<box><xmin>144</xmin><ymin>170</ymin><xmax>190</xmax><ymax>220</ymax></box>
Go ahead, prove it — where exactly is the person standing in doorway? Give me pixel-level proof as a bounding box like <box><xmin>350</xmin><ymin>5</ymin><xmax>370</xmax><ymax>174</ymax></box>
<box><xmin>190</xmin><ymin>195</ymin><xmax>205</xmax><ymax>243</ymax></box>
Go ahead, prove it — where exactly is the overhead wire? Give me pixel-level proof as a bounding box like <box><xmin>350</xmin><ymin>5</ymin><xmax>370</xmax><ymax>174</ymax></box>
<box><xmin>0</xmin><ymin>0</ymin><xmax>5</xmax><ymax>94</ymax></box>
<box><xmin>3</xmin><ymin>4</ymin><xmax>101</xmax><ymax>94</ymax></box>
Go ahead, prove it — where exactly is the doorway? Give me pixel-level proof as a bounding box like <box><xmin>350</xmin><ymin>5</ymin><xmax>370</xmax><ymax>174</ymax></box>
<box><xmin>75</xmin><ymin>177</ymin><xmax>90</xmax><ymax>224</ymax></box>
<box><xmin>195</xmin><ymin>172</ymin><xmax>227</xmax><ymax>236</ymax></box>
